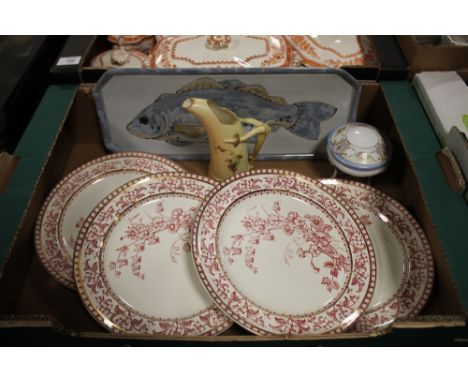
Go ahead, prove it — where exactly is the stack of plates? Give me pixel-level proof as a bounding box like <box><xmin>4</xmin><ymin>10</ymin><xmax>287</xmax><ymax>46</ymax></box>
<box><xmin>36</xmin><ymin>156</ymin><xmax>434</xmax><ymax>336</ymax></box>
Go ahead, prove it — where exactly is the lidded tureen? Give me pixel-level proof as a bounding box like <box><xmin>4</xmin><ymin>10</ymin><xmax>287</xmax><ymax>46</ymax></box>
<box><xmin>150</xmin><ymin>35</ymin><xmax>293</xmax><ymax>68</ymax></box>
<box><xmin>327</xmin><ymin>122</ymin><xmax>391</xmax><ymax>177</ymax></box>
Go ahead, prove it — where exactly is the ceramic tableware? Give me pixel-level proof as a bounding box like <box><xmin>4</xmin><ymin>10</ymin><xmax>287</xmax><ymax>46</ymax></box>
<box><xmin>286</xmin><ymin>35</ymin><xmax>377</xmax><ymax>68</ymax></box>
<box><xmin>182</xmin><ymin>97</ymin><xmax>271</xmax><ymax>181</ymax></box>
<box><xmin>327</xmin><ymin>122</ymin><xmax>392</xmax><ymax>177</ymax></box>
<box><xmin>192</xmin><ymin>169</ymin><xmax>376</xmax><ymax>335</ymax></box>
<box><xmin>90</xmin><ymin>47</ymin><xmax>149</xmax><ymax>68</ymax></box>
<box><xmin>150</xmin><ymin>35</ymin><xmax>293</xmax><ymax>68</ymax></box>
<box><xmin>321</xmin><ymin>179</ymin><xmax>434</xmax><ymax>332</ymax></box>
<box><xmin>35</xmin><ymin>152</ymin><xmax>184</xmax><ymax>289</ymax></box>
<box><xmin>107</xmin><ymin>35</ymin><xmax>155</xmax><ymax>52</ymax></box>
<box><xmin>74</xmin><ymin>173</ymin><xmax>231</xmax><ymax>335</ymax></box>
<box><xmin>93</xmin><ymin>68</ymin><xmax>360</xmax><ymax>159</ymax></box>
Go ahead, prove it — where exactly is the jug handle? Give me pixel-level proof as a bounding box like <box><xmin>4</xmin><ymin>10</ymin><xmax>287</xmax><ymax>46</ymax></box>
<box><xmin>224</xmin><ymin>118</ymin><xmax>272</xmax><ymax>163</ymax></box>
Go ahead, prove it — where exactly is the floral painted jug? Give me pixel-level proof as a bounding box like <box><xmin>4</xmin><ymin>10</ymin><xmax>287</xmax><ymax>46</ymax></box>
<box><xmin>182</xmin><ymin>97</ymin><xmax>271</xmax><ymax>181</ymax></box>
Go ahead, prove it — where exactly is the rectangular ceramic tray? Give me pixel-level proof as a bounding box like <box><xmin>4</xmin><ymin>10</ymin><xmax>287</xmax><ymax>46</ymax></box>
<box><xmin>93</xmin><ymin>68</ymin><xmax>360</xmax><ymax>160</ymax></box>
<box><xmin>0</xmin><ymin>82</ymin><xmax>466</xmax><ymax>345</ymax></box>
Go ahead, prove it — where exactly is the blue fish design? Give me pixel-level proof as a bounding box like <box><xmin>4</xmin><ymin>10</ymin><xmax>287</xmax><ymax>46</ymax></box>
<box><xmin>127</xmin><ymin>78</ymin><xmax>337</xmax><ymax>146</ymax></box>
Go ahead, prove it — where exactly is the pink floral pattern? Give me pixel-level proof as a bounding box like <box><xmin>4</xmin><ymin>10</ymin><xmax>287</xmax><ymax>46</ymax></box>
<box><xmin>67</xmin><ymin>216</ymin><xmax>86</xmax><ymax>250</ymax></box>
<box><xmin>192</xmin><ymin>170</ymin><xmax>376</xmax><ymax>335</ymax></box>
<box><xmin>74</xmin><ymin>174</ymin><xmax>231</xmax><ymax>336</ymax></box>
<box><xmin>222</xmin><ymin>201</ymin><xmax>348</xmax><ymax>292</ymax></box>
<box><xmin>35</xmin><ymin>152</ymin><xmax>184</xmax><ymax>289</ymax></box>
<box><xmin>108</xmin><ymin>202</ymin><xmax>197</xmax><ymax>279</ymax></box>
<box><xmin>328</xmin><ymin>180</ymin><xmax>434</xmax><ymax>332</ymax></box>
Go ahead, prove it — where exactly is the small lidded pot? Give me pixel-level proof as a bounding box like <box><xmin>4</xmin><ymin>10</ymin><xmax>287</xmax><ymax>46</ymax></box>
<box><xmin>90</xmin><ymin>46</ymin><xmax>150</xmax><ymax>68</ymax></box>
<box><xmin>327</xmin><ymin>122</ymin><xmax>391</xmax><ymax>177</ymax></box>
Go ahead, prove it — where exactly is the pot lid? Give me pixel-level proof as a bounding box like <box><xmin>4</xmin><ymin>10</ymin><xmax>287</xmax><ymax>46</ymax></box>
<box><xmin>90</xmin><ymin>48</ymin><xmax>149</xmax><ymax>68</ymax></box>
<box><xmin>327</xmin><ymin>122</ymin><xmax>392</xmax><ymax>172</ymax></box>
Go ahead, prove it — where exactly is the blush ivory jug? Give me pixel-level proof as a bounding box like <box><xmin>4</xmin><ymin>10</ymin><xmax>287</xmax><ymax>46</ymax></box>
<box><xmin>182</xmin><ymin>97</ymin><xmax>271</xmax><ymax>181</ymax></box>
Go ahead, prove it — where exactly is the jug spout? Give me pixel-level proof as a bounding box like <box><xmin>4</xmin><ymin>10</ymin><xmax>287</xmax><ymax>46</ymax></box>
<box><xmin>182</xmin><ymin>97</ymin><xmax>237</xmax><ymax>128</ymax></box>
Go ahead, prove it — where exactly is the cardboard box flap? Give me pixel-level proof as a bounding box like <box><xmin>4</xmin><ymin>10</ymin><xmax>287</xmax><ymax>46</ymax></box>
<box><xmin>0</xmin><ymin>85</ymin><xmax>77</xmax><ymax>273</ymax></box>
<box><xmin>382</xmin><ymin>81</ymin><xmax>468</xmax><ymax>314</ymax></box>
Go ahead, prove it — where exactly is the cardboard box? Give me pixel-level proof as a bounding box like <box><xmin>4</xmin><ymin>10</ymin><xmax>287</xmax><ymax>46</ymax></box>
<box><xmin>413</xmin><ymin>71</ymin><xmax>468</xmax><ymax>200</ymax></box>
<box><xmin>0</xmin><ymin>81</ymin><xmax>466</xmax><ymax>345</ymax></box>
<box><xmin>51</xmin><ymin>36</ymin><xmax>409</xmax><ymax>84</ymax></box>
<box><xmin>397</xmin><ymin>36</ymin><xmax>468</xmax><ymax>77</ymax></box>
<box><xmin>371</xmin><ymin>36</ymin><xmax>408</xmax><ymax>80</ymax></box>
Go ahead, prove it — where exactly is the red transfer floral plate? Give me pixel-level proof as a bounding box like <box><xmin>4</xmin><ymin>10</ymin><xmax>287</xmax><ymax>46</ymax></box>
<box><xmin>35</xmin><ymin>152</ymin><xmax>184</xmax><ymax>289</ymax></box>
<box><xmin>320</xmin><ymin>179</ymin><xmax>434</xmax><ymax>332</ymax></box>
<box><xmin>192</xmin><ymin>169</ymin><xmax>376</xmax><ymax>335</ymax></box>
<box><xmin>74</xmin><ymin>173</ymin><xmax>231</xmax><ymax>335</ymax></box>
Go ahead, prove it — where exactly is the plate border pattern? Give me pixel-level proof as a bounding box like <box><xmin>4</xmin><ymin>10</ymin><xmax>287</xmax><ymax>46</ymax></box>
<box><xmin>74</xmin><ymin>173</ymin><xmax>232</xmax><ymax>336</ymax></box>
<box><xmin>35</xmin><ymin>152</ymin><xmax>184</xmax><ymax>289</ymax></box>
<box><xmin>192</xmin><ymin>169</ymin><xmax>376</xmax><ymax>335</ymax></box>
<box><xmin>320</xmin><ymin>179</ymin><xmax>434</xmax><ymax>332</ymax></box>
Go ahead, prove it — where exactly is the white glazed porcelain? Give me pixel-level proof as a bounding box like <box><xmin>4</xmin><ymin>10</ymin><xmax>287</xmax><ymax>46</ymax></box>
<box><xmin>192</xmin><ymin>169</ymin><xmax>376</xmax><ymax>335</ymax></box>
<box><xmin>93</xmin><ymin>69</ymin><xmax>360</xmax><ymax>158</ymax></box>
<box><xmin>320</xmin><ymin>179</ymin><xmax>434</xmax><ymax>332</ymax></box>
<box><xmin>90</xmin><ymin>47</ymin><xmax>149</xmax><ymax>68</ymax></box>
<box><xmin>286</xmin><ymin>35</ymin><xmax>377</xmax><ymax>68</ymax></box>
<box><xmin>35</xmin><ymin>153</ymin><xmax>184</xmax><ymax>289</ymax></box>
<box><xmin>74</xmin><ymin>173</ymin><xmax>231</xmax><ymax>335</ymax></box>
<box><xmin>150</xmin><ymin>35</ymin><xmax>293</xmax><ymax>68</ymax></box>
<box><xmin>107</xmin><ymin>35</ymin><xmax>155</xmax><ymax>52</ymax></box>
<box><xmin>327</xmin><ymin>122</ymin><xmax>391</xmax><ymax>177</ymax></box>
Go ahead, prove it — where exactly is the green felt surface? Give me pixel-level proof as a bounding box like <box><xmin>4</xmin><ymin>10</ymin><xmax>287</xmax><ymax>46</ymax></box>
<box><xmin>0</xmin><ymin>85</ymin><xmax>77</xmax><ymax>274</ymax></box>
<box><xmin>382</xmin><ymin>81</ymin><xmax>468</xmax><ymax>312</ymax></box>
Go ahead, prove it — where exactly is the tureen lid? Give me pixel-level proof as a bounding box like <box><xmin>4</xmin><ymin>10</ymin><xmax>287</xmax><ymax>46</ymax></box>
<box><xmin>150</xmin><ymin>35</ymin><xmax>293</xmax><ymax>68</ymax></box>
<box><xmin>327</xmin><ymin>122</ymin><xmax>391</xmax><ymax>173</ymax></box>
<box><xmin>90</xmin><ymin>48</ymin><xmax>149</xmax><ymax>68</ymax></box>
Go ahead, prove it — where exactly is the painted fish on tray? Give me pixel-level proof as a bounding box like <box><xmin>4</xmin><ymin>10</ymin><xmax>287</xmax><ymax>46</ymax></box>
<box><xmin>127</xmin><ymin>78</ymin><xmax>337</xmax><ymax>146</ymax></box>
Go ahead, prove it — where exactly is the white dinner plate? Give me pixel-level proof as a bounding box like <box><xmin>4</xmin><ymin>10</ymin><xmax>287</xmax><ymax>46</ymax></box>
<box><xmin>74</xmin><ymin>173</ymin><xmax>231</xmax><ymax>335</ymax></box>
<box><xmin>192</xmin><ymin>169</ymin><xmax>376</xmax><ymax>335</ymax></box>
<box><xmin>321</xmin><ymin>179</ymin><xmax>434</xmax><ymax>332</ymax></box>
<box><xmin>35</xmin><ymin>152</ymin><xmax>184</xmax><ymax>289</ymax></box>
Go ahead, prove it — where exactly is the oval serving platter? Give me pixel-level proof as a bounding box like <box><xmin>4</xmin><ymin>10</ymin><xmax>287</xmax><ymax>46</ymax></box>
<box><xmin>320</xmin><ymin>179</ymin><xmax>434</xmax><ymax>332</ymax></box>
<box><xmin>74</xmin><ymin>173</ymin><xmax>231</xmax><ymax>336</ymax></box>
<box><xmin>35</xmin><ymin>152</ymin><xmax>184</xmax><ymax>289</ymax></box>
<box><xmin>192</xmin><ymin>169</ymin><xmax>376</xmax><ymax>335</ymax></box>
